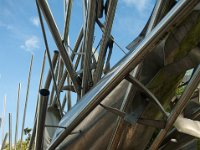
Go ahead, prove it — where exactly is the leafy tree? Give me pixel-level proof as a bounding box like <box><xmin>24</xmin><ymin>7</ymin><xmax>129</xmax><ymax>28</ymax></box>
<box><xmin>2</xmin><ymin>127</ymin><xmax>31</xmax><ymax>150</ymax></box>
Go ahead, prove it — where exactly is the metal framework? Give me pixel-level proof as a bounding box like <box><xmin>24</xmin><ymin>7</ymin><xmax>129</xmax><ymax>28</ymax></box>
<box><xmin>2</xmin><ymin>0</ymin><xmax>200</xmax><ymax>150</ymax></box>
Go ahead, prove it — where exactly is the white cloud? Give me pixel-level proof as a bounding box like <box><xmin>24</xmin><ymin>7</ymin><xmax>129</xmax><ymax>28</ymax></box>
<box><xmin>20</xmin><ymin>36</ymin><xmax>40</xmax><ymax>53</ymax></box>
<box><xmin>30</xmin><ymin>17</ymin><xmax>40</xmax><ymax>27</ymax></box>
<box><xmin>122</xmin><ymin>0</ymin><xmax>149</xmax><ymax>11</ymax></box>
<box><xmin>0</xmin><ymin>21</ymin><xmax>13</xmax><ymax>30</ymax></box>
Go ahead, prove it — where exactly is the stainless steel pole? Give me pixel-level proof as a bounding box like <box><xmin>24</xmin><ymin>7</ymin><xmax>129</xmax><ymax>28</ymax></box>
<box><xmin>14</xmin><ymin>83</ymin><xmax>21</xmax><ymax>150</ymax></box>
<box><xmin>37</xmin><ymin>0</ymin><xmax>81</xmax><ymax>96</ymax></box>
<box><xmin>20</xmin><ymin>55</ymin><xmax>33</xmax><ymax>150</ymax></box>
<box><xmin>28</xmin><ymin>50</ymin><xmax>46</xmax><ymax>150</ymax></box>
<box><xmin>35</xmin><ymin>89</ymin><xmax>50</xmax><ymax>150</ymax></box>
<box><xmin>9</xmin><ymin>113</ymin><xmax>12</xmax><ymax>150</ymax></box>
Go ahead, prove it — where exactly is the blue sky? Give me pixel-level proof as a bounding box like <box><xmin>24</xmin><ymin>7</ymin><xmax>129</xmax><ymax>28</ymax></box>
<box><xmin>0</xmin><ymin>0</ymin><xmax>155</xmax><ymax>145</ymax></box>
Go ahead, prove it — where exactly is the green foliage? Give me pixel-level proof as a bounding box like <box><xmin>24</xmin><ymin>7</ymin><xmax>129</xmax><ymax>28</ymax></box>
<box><xmin>2</xmin><ymin>127</ymin><xmax>31</xmax><ymax>150</ymax></box>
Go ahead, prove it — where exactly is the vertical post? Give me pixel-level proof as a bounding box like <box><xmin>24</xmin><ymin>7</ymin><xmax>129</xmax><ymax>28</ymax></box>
<box><xmin>1</xmin><ymin>95</ymin><xmax>6</xmax><ymax>144</ymax></box>
<box><xmin>1</xmin><ymin>132</ymin><xmax>8</xmax><ymax>150</ymax></box>
<box><xmin>9</xmin><ymin>113</ymin><xmax>12</xmax><ymax>150</ymax></box>
<box><xmin>35</xmin><ymin>89</ymin><xmax>49</xmax><ymax>150</ymax></box>
<box><xmin>94</xmin><ymin>0</ymin><xmax>118</xmax><ymax>83</ymax></box>
<box><xmin>14</xmin><ymin>83</ymin><xmax>21</xmax><ymax>150</ymax></box>
<box><xmin>28</xmin><ymin>50</ymin><xmax>46</xmax><ymax>150</ymax></box>
<box><xmin>20</xmin><ymin>55</ymin><xmax>33</xmax><ymax>150</ymax></box>
<box><xmin>81</xmin><ymin>0</ymin><xmax>97</xmax><ymax>96</ymax></box>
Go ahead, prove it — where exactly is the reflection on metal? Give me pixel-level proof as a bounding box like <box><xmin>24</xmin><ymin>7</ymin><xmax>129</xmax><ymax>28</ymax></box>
<box><xmin>4</xmin><ymin>0</ymin><xmax>200</xmax><ymax>149</ymax></box>
<box><xmin>150</xmin><ymin>65</ymin><xmax>200</xmax><ymax>149</ymax></box>
<box><xmin>47</xmin><ymin>1</ymin><xmax>199</xmax><ymax>149</ymax></box>
<box><xmin>100</xmin><ymin>103</ymin><xmax>166</xmax><ymax>128</ymax></box>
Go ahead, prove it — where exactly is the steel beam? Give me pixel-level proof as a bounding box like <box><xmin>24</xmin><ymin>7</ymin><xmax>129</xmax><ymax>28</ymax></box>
<box><xmin>146</xmin><ymin>0</ymin><xmax>166</xmax><ymax>35</ymax></box>
<box><xmin>126</xmin><ymin>75</ymin><xmax>168</xmax><ymax>117</ymax></box>
<box><xmin>63</xmin><ymin>0</ymin><xmax>73</xmax><ymax>45</ymax></box>
<box><xmin>48</xmin><ymin>0</ymin><xmax>199</xmax><ymax>149</ymax></box>
<box><xmin>81</xmin><ymin>0</ymin><xmax>97</xmax><ymax>96</ymax></box>
<box><xmin>94</xmin><ymin>0</ymin><xmax>118</xmax><ymax>83</ymax></box>
<box><xmin>149</xmin><ymin>65</ymin><xmax>200</xmax><ymax>149</ymax></box>
<box><xmin>37</xmin><ymin>0</ymin><xmax>81</xmax><ymax>96</ymax></box>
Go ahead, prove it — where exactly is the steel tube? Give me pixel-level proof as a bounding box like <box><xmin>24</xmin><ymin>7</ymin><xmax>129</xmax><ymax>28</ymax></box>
<box><xmin>63</xmin><ymin>0</ymin><xmax>73</xmax><ymax>45</ymax></box>
<box><xmin>149</xmin><ymin>65</ymin><xmax>200</xmax><ymax>149</ymax></box>
<box><xmin>20</xmin><ymin>55</ymin><xmax>33</xmax><ymax>150</ymax></box>
<box><xmin>44</xmin><ymin>51</ymin><xmax>59</xmax><ymax>89</ymax></box>
<box><xmin>9</xmin><ymin>113</ymin><xmax>12</xmax><ymax>150</ymax></box>
<box><xmin>14</xmin><ymin>83</ymin><xmax>21</xmax><ymax>150</ymax></box>
<box><xmin>35</xmin><ymin>89</ymin><xmax>50</xmax><ymax>150</ymax></box>
<box><xmin>1</xmin><ymin>132</ymin><xmax>8</xmax><ymax>150</ymax></box>
<box><xmin>37</xmin><ymin>0</ymin><xmax>81</xmax><ymax>96</ymax></box>
<box><xmin>81</xmin><ymin>0</ymin><xmax>97</xmax><ymax>96</ymax></box>
<box><xmin>50</xmin><ymin>61</ymin><xmax>59</xmax><ymax>106</ymax></box>
<box><xmin>93</xmin><ymin>0</ymin><xmax>118</xmax><ymax>83</ymax></box>
<box><xmin>28</xmin><ymin>50</ymin><xmax>46</xmax><ymax>150</ymax></box>
<box><xmin>146</xmin><ymin>0</ymin><xmax>166</xmax><ymax>35</ymax></box>
<box><xmin>71</xmin><ymin>27</ymin><xmax>83</xmax><ymax>61</ymax></box>
<box><xmin>48</xmin><ymin>0</ymin><xmax>198</xmax><ymax>149</ymax></box>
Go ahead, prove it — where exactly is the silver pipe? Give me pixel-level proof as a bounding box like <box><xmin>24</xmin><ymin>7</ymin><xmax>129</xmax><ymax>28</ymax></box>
<box><xmin>67</xmin><ymin>77</ymin><xmax>72</xmax><ymax>111</ymax></box>
<box><xmin>9</xmin><ymin>113</ymin><xmax>12</xmax><ymax>150</ymax></box>
<box><xmin>53</xmin><ymin>28</ymin><xmax>83</xmax><ymax>104</ymax></box>
<box><xmin>47</xmin><ymin>0</ymin><xmax>198</xmax><ymax>149</ymax></box>
<box><xmin>58</xmin><ymin>58</ymin><xmax>64</xmax><ymax>82</ymax></box>
<box><xmin>50</xmin><ymin>60</ymin><xmax>59</xmax><ymax>106</ymax></box>
<box><xmin>1</xmin><ymin>132</ymin><xmax>8</xmax><ymax>150</ymax></box>
<box><xmin>14</xmin><ymin>83</ymin><xmax>21</xmax><ymax>150</ymax></box>
<box><xmin>71</xmin><ymin>27</ymin><xmax>83</xmax><ymax>61</ymax></box>
<box><xmin>61</xmin><ymin>94</ymin><xmax>67</xmax><ymax>112</ymax></box>
<box><xmin>44</xmin><ymin>51</ymin><xmax>59</xmax><ymax>89</ymax></box>
<box><xmin>20</xmin><ymin>55</ymin><xmax>33</xmax><ymax>150</ymax></box>
<box><xmin>81</xmin><ymin>0</ymin><xmax>97</xmax><ymax>96</ymax></box>
<box><xmin>37</xmin><ymin>0</ymin><xmax>81</xmax><ymax>96</ymax></box>
<box><xmin>63</xmin><ymin>0</ymin><xmax>73</xmax><ymax>45</ymax></box>
<box><xmin>146</xmin><ymin>0</ymin><xmax>166</xmax><ymax>35</ymax></box>
<box><xmin>149</xmin><ymin>65</ymin><xmax>200</xmax><ymax>149</ymax></box>
<box><xmin>93</xmin><ymin>0</ymin><xmax>118</xmax><ymax>83</ymax></box>
<box><xmin>35</xmin><ymin>89</ymin><xmax>50</xmax><ymax>150</ymax></box>
<box><xmin>28</xmin><ymin>50</ymin><xmax>46</xmax><ymax>150</ymax></box>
